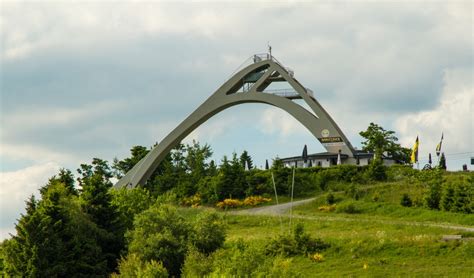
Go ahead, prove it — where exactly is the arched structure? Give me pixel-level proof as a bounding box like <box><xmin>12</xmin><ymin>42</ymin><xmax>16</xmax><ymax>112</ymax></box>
<box><xmin>115</xmin><ymin>54</ymin><xmax>356</xmax><ymax>188</ymax></box>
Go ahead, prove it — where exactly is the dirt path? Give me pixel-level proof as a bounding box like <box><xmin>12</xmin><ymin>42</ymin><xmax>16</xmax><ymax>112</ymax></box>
<box><xmin>234</xmin><ymin>198</ymin><xmax>474</xmax><ymax>232</ymax></box>
<box><xmin>233</xmin><ymin>198</ymin><xmax>316</xmax><ymax>215</ymax></box>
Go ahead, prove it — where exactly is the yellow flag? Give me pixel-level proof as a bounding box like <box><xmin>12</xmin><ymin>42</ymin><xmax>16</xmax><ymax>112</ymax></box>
<box><xmin>410</xmin><ymin>136</ymin><xmax>419</xmax><ymax>163</ymax></box>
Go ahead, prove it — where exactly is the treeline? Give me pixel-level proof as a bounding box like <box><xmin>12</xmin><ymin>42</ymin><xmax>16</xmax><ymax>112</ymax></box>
<box><xmin>399</xmin><ymin>168</ymin><xmax>473</xmax><ymax>213</ymax></box>
<box><xmin>112</xmin><ymin>141</ymin><xmax>394</xmax><ymax>203</ymax></box>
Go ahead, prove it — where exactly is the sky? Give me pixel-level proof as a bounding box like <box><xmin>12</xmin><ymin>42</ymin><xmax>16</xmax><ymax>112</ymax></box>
<box><xmin>0</xmin><ymin>1</ymin><xmax>472</xmax><ymax>239</ymax></box>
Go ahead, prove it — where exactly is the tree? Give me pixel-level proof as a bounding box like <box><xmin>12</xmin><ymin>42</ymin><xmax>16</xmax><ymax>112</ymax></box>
<box><xmin>359</xmin><ymin>123</ymin><xmax>410</xmax><ymax>163</ymax></box>
<box><xmin>185</xmin><ymin>140</ymin><xmax>213</xmax><ymax>180</ymax></box>
<box><xmin>440</xmin><ymin>182</ymin><xmax>455</xmax><ymax>211</ymax></box>
<box><xmin>112</xmin><ymin>254</ymin><xmax>168</xmax><ymax>278</ymax></box>
<box><xmin>126</xmin><ymin>205</ymin><xmax>191</xmax><ymax>277</ymax></box>
<box><xmin>40</xmin><ymin>168</ymin><xmax>76</xmax><ymax>196</ymax></box>
<box><xmin>3</xmin><ymin>181</ymin><xmax>107</xmax><ymax>277</ymax></box>
<box><xmin>78</xmin><ymin>158</ymin><xmax>124</xmax><ymax>273</ymax></box>
<box><xmin>113</xmin><ymin>146</ymin><xmax>149</xmax><ymax>178</ymax></box>
<box><xmin>190</xmin><ymin>212</ymin><xmax>226</xmax><ymax>255</ymax></box>
<box><xmin>271</xmin><ymin>157</ymin><xmax>284</xmax><ymax>170</ymax></box>
<box><xmin>110</xmin><ymin>187</ymin><xmax>154</xmax><ymax>231</ymax></box>
<box><xmin>452</xmin><ymin>181</ymin><xmax>472</xmax><ymax>213</ymax></box>
<box><xmin>366</xmin><ymin>159</ymin><xmax>387</xmax><ymax>181</ymax></box>
<box><xmin>438</xmin><ymin>152</ymin><xmax>447</xmax><ymax>170</ymax></box>
<box><xmin>215</xmin><ymin>154</ymin><xmax>246</xmax><ymax>199</ymax></box>
<box><xmin>240</xmin><ymin>150</ymin><xmax>253</xmax><ymax>170</ymax></box>
<box><xmin>424</xmin><ymin>170</ymin><xmax>443</xmax><ymax>210</ymax></box>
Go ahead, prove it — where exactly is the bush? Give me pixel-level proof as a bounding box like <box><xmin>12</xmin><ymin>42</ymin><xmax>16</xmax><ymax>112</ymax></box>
<box><xmin>191</xmin><ymin>212</ymin><xmax>226</xmax><ymax>255</ymax></box>
<box><xmin>366</xmin><ymin>160</ymin><xmax>387</xmax><ymax>181</ymax></box>
<box><xmin>318</xmin><ymin>204</ymin><xmax>336</xmax><ymax>212</ymax></box>
<box><xmin>181</xmin><ymin>193</ymin><xmax>202</xmax><ymax>208</ymax></box>
<box><xmin>400</xmin><ymin>193</ymin><xmax>413</xmax><ymax>207</ymax></box>
<box><xmin>424</xmin><ymin>181</ymin><xmax>441</xmax><ymax>209</ymax></box>
<box><xmin>126</xmin><ymin>205</ymin><xmax>191</xmax><ymax>277</ymax></box>
<box><xmin>209</xmin><ymin>240</ymin><xmax>302</xmax><ymax>277</ymax></box>
<box><xmin>211</xmin><ymin>240</ymin><xmax>270</xmax><ymax>277</ymax></box>
<box><xmin>243</xmin><ymin>196</ymin><xmax>272</xmax><ymax>206</ymax></box>
<box><xmin>335</xmin><ymin>201</ymin><xmax>361</xmax><ymax>214</ymax></box>
<box><xmin>326</xmin><ymin>193</ymin><xmax>335</xmax><ymax>205</ymax></box>
<box><xmin>440</xmin><ymin>182</ymin><xmax>455</xmax><ymax>211</ymax></box>
<box><xmin>452</xmin><ymin>181</ymin><xmax>472</xmax><ymax>213</ymax></box>
<box><xmin>216</xmin><ymin>198</ymin><xmax>242</xmax><ymax>209</ymax></box>
<box><xmin>346</xmin><ymin>184</ymin><xmax>361</xmax><ymax>200</ymax></box>
<box><xmin>265</xmin><ymin>224</ymin><xmax>330</xmax><ymax>256</ymax></box>
<box><xmin>372</xmin><ymin>191</ymin><xmax>381</xmax><ymax>202</ymax></box>
<box><xmin>112</xmin><ymin>254</ymin><xmax>168</xmax><ymax>278</ymax></box>
<box><xmin>386</xmin><ymin>165</ymin><xmax>417</xmax><ymax>181</ymax></box>
<box><xmin>181</xmin><ymin>248</ymin><xmax>214</xmax><ymax>277</ymax></box>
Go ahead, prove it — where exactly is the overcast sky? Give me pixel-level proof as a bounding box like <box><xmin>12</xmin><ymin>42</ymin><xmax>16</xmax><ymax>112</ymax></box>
<box><xmin>1</xmin><ymin>1</ymin><xmax>472</xmax><ymax>239</ymax></box>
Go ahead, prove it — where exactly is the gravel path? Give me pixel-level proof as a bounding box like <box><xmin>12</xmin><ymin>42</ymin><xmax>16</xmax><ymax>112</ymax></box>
<box><xmin>234</xmin><ymin>198</ymin><xmax>474</xmax><ymax>232</ymax></box>
<box><xmin>232</xmin><ymin>198</ymin><xmax>316</xmax><ymax>215</ymax></box>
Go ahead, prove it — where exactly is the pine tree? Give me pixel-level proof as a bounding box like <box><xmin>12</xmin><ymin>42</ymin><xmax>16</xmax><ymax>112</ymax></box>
<box><xmin>424</xmin><ymin>171</ymin><xmax>443</xmax><ymax>210</ymax></box>
<box><xmin>440</xmin><ymin>182</ymin><xmax>455</xmax><ymax>211</ymax></box>
<box><xmin>438</xmin><ymin>152</ymin><xmax>447</xmax><ymax>170</ymax></box>
<box><xmin>240</xmin><ymin>150</ymin><xmax>253</xmax><ymax>170</ymax></box>
<box><xmin>452</xmin><ymin>181</ymin><xmax>472</xmax><ymax>213</ymax></box>
<box><xmin>79</xmin><ymin>159</ymin><xmax>124</xmax><ymax>273</ymax></box>
<box><xmin>3</xmin><ymin>183</ymin><xmax>107</xmax><ymax>277</ymax></box>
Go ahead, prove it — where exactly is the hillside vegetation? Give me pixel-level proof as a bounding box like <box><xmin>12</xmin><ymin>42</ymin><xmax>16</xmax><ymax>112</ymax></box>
<box><xmin>1</xmin><ymin>142</ymin><xmax>473</xmax><ymax>277</ymax></box>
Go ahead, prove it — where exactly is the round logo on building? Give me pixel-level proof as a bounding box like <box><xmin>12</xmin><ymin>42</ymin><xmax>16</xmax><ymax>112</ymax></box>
<box><xmin>321</xmin><ymin>129</ymin><xmax>330</xmax><ymax>137</ymax></box>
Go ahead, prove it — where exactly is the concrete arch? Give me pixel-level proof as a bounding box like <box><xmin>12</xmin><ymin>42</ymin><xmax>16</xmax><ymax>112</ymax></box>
<box><xmin>115</xmin><ymin>56</ymin><xmax>355</xmax><ymax>188</ymax></box>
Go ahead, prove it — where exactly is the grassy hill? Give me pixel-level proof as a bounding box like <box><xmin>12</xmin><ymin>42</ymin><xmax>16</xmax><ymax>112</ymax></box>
<box><xmin>180</xmin><ymin>170</ymin><xmax>474</xmax><ymax>277</ymax></box>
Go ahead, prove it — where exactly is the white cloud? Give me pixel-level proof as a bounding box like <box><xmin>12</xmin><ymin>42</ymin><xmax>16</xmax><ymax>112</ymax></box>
<box><xmin>0</xmin><ymin>162</ymin><xmax>61</xmax><ymax>240</ymax></box>
<box><xmin>395</xmin><ymin>68</ymin><xmax>473</xmax><ymax>168</ymax></box>
<box><xmin>184</xmin><ymin>113</ymin><xmax>240</xmax><ymax>144</ymax></box>
<box><xmin>2</xmin><ymin>101</ymin><xmax>127</xmax><ymax>130</ymax></box>
<box><xmin>0</xmin><ymin>142</ymin><xmax>77</xmax><ymax>167</ymax></box>
<box><xmin>259</xmin><ymin>107</ymin><xmax>308</xmax><ymax>138</ymax></box>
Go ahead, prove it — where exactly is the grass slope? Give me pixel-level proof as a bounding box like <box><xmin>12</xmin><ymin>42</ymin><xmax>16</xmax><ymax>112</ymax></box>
<box><xmin>183</xmin><ymin>171</ymin><xmax>474</xmax><ymax>277</ymax></box>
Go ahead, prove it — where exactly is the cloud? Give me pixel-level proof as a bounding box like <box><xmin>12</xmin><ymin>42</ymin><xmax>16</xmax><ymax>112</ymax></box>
<box><xmin>0</xmin><ymin>162</ymin><xmax>61</xmax><ymax>240</ymax></box>
<box><xmin>259</xmin><ymin>106</ymin><xmax>308</xmax><ymax>138</ymax></box>
<box><xmin>395</xmin><ymin>67</ymin><xmax>473</xmax><ymax>168</ymax></box>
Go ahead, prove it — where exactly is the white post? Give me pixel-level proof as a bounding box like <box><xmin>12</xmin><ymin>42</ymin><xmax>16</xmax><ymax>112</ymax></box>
<box><xmin>289</xmin><ymin>165</ymin><xmax>295</xmax><ymax>232</ymax></box>
<box><xmin>271</xmin><ymin>172</ymin><xmax>283</xmax><ymax>232</ymax></box>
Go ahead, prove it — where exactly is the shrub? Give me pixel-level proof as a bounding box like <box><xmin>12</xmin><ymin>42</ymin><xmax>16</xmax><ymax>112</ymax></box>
<box><xmin>326</xmin><ymin>193</ymin><xmax>335</xmax><ymax>205</ymax></box>
<box><xmin>191</xmin><ymin>212</ymin><xmax>226</xmax><ymax>255</ymax></box>
<box><xmin>440</xmin><ymin>182</ymin><xmax>455</xmax><ymax>211</ymax></box>
<box><xmin>112</xmin><ymin>254</ymin><xmax>168</xmax><ymax>278</ymax></box>
<box><xmin>208</xmin><ymin>240</ymin><xmax>303</xmax><ymax>277</ymax></box>
<box><xmin>181</xmin><ymin>248</ymin><xmax>214</xmax><ymax>277</ymax></box>
<box><xmin>366</xmin><ymin>160</ymin><xmax>387</xmax><ymax>181</ymax></box>
<box><xmin>372</xmin><ymin>191</ymin><xmax>380</xmax><ymax>202</ymax></box>
<box><xmin>265</xmin><ymin>224</ymin><xmax>330</xmax><ymax>256</ymax></box>
<box><xmin>452</xmin><ymin>181</ymin><xmax>472</xmax><ymax>213</ymax></box>
<box><xmin>126</xmin><ymin>205</ymin><xmax>191</xmax><ymax>277</ymax></box>
<box><xmin>243</xmin><ymin>196</ymin><xmax>272</xmax><ymax>206</ymax></box>
<box><xmin>424</xmin><ymin>179</ymin><xmax>442</xmax><ymax>210</ymax></box>
<box><xmin>311</xmin><ymin>253</ymin><xmax>324</xmax><ymax>262</ymax></box>
<box><xmin>181</xmin><ymin>193</ymin><xmax>202</xmax><ymax>208</ymax></box>
<box><xmin>400</xmin><ymin>193</ymin><xmax>413</xmax><ymax>207</ymax></box>
<box><xmin>216</xmin><ymin>198</ymin><xmax>242</xmax><ymax>209</ymax></box>
<box><xmin>346</xmin><ymin>184</ymin><xmax>360</xmax><ymax>200</ymax></box>
<box><xmin>318</xmin><ymin>204</ymin><xmax>336</xmax><ymax>212</ymax></box>
<box><xmin>336</xmin><ymin>201</ymin><xmax>360</xmax><ymax>214</ymax></box>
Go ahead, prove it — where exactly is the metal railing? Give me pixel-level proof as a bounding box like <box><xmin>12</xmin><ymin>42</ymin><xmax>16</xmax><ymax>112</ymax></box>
<box><xmin>264</xmin><ymin>87</ymin><xmax>314</xmax><ymax>98</ymax></box>
<box><xmin>230</xmin><ymin>53</ymin><xmax>290</xmax><ymax>77</ymax></box>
